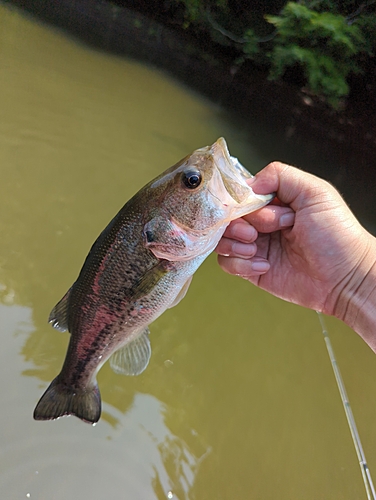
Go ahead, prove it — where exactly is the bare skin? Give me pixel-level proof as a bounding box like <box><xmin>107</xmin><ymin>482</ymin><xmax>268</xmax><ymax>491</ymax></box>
<box><xmin>216</xmin><ymin>162</ymin><xmax>376</xmax><ymax>352</ymax></box>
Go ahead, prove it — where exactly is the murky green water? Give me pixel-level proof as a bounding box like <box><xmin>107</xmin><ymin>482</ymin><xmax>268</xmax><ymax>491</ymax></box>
<box><xmin>1</xmin><ymin>5</ymin><xmax>376</xmax><ymax>499</ymax></box>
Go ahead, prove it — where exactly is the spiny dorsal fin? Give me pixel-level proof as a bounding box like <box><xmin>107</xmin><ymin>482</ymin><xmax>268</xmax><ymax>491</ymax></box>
<box><xmin>110</xmin><ymin>328</ymin><xmax>151</xmax><ymax>376</ymax></box>
<box><xmin>48</xmin><ymin>287</ymin><xmax>72</xmax><ymax>332</ymax></box>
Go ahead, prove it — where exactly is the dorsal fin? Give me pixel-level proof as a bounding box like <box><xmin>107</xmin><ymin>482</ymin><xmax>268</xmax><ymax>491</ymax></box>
<box><xmin>48</xmin><ymin>287</ymin><xmax>72</xmax><ymax>332</ymax></box>
<box><xmin>110</xmin><ymin>328</ymin><xmax>151</xmax><ymax>376</ymax></box>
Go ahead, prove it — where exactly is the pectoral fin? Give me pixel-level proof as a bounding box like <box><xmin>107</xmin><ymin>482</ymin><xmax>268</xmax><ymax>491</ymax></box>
<box><xmin>129</xmin><ymin>261</ymin><xmax>171</xmax><ymax>301</ymax></box>
<box><xmin>48</xmin><ymin>287</ymin><xmax>72</xmax><ymax>332</ymax></box>
<box><xmin>168</xmin><ymin>276</ymin><xmax>192</xmax><ymax>309</ymax></box>
<box><xmin>110</xmin><ymin>328</ymin><xmax>151</xmax><ymax>376</ymax></box>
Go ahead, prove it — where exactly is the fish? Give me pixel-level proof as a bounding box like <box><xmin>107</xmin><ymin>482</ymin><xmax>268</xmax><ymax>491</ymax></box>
<box><xmin>33</xmin><ymin>137</ymin><xmax>274</xmax><ymax>424</ymax></box>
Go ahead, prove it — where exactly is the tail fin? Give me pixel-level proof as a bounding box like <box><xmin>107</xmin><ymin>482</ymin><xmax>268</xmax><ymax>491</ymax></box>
<box><xmin>33</xmin><ymin>377</ymin><xmax>101</xmax><ymax>424</ymax></box>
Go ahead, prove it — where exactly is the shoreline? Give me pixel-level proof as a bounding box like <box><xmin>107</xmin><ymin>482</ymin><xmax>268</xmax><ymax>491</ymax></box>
<box><xmin>5</xmin><ymin>0</ymin><xmax>376</xmax><ymax>229</ymax></box>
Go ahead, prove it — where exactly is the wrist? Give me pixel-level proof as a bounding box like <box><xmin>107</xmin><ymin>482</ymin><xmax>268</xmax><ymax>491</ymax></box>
<box><xmin>335</xmin><ymin>232</ymin><xmax>376</xmax><ymax>351</ymax></box>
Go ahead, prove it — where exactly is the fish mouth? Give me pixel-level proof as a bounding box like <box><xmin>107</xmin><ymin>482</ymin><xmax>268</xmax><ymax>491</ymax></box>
<box><xmin>211</xmin><ymin>138</ymin><xmax>251</xmax><ymax>204</ymax></box>
<box><xmin>210</xmin><ymin>138</ymin><xmax>274</xmax><ymax>216</ymax></box>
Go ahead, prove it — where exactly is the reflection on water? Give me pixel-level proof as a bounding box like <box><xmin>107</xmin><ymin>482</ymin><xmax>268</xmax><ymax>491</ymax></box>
<box><xmin>130</xmin><ymin>394</ymin><xmax>211</xmax><ymax>500</ymax></box>
<box><xmin>0</xmin><ymin>302</ymin><xmax>210</xmax><ymax>499</ymax></box>
<box><xmin>1</xmin><ymin>4</ymin><xmax>376</xmax><ymax>500</ymax></box>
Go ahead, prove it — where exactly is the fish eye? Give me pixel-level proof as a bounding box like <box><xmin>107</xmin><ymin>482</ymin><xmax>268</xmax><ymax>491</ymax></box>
<box><xmin>182</xmin><ymin>170</ymin><xmax>202</xmax><ymax>189</ymax></box>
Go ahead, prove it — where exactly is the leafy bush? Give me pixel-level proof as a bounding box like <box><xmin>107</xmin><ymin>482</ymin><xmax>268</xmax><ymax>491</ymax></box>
<box><xmin>169</xmin><ymin>0</ymin><xmax>375</xmax><ymax>108</ymax></box>
<box><xmin>266</xmin><ymin>3</ymin><xmax>368</xmax><ymax>106</ymax></box>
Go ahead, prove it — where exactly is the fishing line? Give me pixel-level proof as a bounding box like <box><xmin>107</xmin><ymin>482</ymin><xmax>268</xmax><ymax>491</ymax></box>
<box><xmin>317</xmin><ymin>311</ymin><xmax>376</xmax><ymax>500</ymax></box>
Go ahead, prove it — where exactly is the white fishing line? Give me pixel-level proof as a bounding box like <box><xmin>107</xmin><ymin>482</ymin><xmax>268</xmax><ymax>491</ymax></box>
<box><xmin>317</xmin><ymin>311</ymin><xmax>376</xmax><ymax>500</ymax></box>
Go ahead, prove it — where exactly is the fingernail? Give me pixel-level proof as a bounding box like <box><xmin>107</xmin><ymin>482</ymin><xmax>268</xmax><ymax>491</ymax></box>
<box><xmin>280</xmin><ymin>212</ymin><xmax>295</xmax><ymax>228</ymax></box>
<box><xmin>251</xmin><ymin>260</ymin><xmax>270</xmax><ymax>273</ymax></box>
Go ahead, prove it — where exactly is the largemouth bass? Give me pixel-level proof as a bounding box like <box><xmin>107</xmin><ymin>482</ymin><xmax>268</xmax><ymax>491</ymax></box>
<box><xmin>34</xmin><ymin>138</ymin><xmax>274</xmax><ymax>424</ymax></box>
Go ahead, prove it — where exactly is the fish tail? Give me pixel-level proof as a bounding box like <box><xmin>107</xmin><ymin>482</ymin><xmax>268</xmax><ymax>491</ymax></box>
<box><xmin>33</xmin><ymin>377</ymin><xmax>101</xmax><ymax>424</ymax></box>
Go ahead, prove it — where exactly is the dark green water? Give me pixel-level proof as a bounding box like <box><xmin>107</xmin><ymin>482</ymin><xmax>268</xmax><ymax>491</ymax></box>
<box><xmin>1</xmin><ymin>5</ymin><xmax>376</xmax><ymax>499</ymax></box>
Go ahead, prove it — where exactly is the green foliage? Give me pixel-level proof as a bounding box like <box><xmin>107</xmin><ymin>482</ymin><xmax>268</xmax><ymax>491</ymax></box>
<box><xmin>171</xmin><ymin>0</ymin><xmax>228</xmax><ymax>27</ymax></box>
<box><xmin>266</xmin><ymin>2</ymin><xmax>367</xmax><ymax>106</ymax></box>
<box><xmin>177</xmin><ymin>0</ymin><xmax>202</xmax><ymax>26</ymax></box>
<box><xmin>270</xmin><ymin>45</ymin><xmax>350</xmax><ymax>104</ymax></box>
<box><xmin>242</xmin><ymin>29</ymin><xmax>260</xmax><ymax>57</ymax></box>
<box><xmin>355</xmin><ymin>12</ymin><xmax>376</xmax><ymax>53</ymax></box>
<box><xmin>167</xmin><ymin>0</ymin><xmax>375</xmax><ymax>108</ymax></box>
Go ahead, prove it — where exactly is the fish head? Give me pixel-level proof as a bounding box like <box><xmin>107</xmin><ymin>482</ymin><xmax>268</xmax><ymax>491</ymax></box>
<box><xmin>144</xmin><ymin>137</ymin><xmax>274</xmax><ymax>261</ymax></box>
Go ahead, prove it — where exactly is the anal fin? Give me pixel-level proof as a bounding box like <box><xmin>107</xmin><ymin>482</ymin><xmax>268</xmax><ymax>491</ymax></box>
<box><xmin>110</xmin><ymin>328</ymin><xmax>151</xmax><ymax>376</ymax></box>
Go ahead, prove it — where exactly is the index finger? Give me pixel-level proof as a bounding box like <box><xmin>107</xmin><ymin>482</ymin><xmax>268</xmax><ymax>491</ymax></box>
<box><xmin>248</xmin><ymin>162</ymin><xmax>334</xmax><ymax>210</ymax></box>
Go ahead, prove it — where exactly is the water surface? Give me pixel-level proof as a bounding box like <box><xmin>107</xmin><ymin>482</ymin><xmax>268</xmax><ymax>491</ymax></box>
<box><xmin>1</xmin><ymin>5</ymin><xmax>376</xmax><ymax>499</ymax></box>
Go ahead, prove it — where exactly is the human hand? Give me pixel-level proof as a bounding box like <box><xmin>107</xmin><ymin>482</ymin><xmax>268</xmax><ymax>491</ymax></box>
<box><xmin>216</xmin><ymin>162</ymin><xmax>376</xmax><ymax>346</ymax></box>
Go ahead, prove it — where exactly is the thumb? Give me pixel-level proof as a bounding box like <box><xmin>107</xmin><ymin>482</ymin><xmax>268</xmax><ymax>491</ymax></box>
<box><xmin>249</xmin><ymin>162</ymin><xmax>329</xmax><ymax>210</ymax></box>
